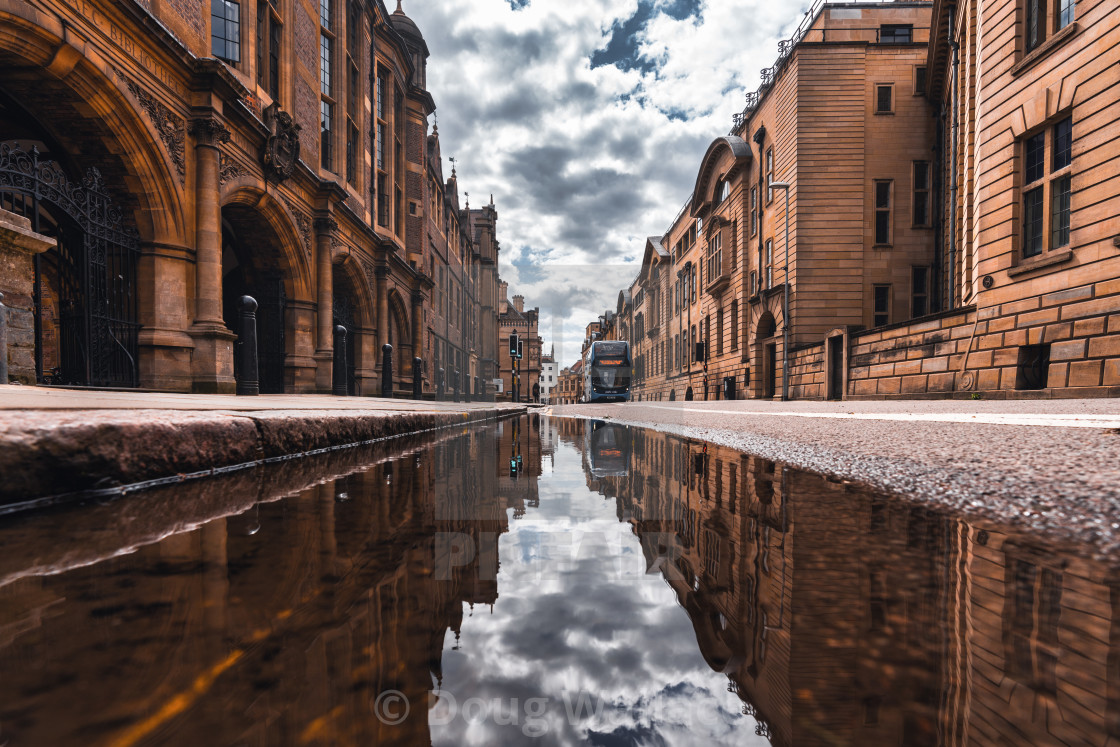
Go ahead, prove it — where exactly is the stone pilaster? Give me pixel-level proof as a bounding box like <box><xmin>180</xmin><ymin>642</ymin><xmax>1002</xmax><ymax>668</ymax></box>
<box><xmin>188</xmin><ymin>116</ymin><xmax>236</xmax><ymax>393</ymax></box>
<box><xmin>314</xmin><ymin>216</ymin><xmax>337</xmax><ymax>393</ymax></box>
<box><xmin>0</xmin><ymin>209</ymin><xmax>55</xmax><ymax>384</ymax></box>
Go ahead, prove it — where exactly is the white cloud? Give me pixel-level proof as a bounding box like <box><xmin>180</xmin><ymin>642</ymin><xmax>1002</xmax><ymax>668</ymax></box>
<box><xmin>405</xmin><ymin>0</ymin><xmax>811</xmax><ymax>365</ymax></box>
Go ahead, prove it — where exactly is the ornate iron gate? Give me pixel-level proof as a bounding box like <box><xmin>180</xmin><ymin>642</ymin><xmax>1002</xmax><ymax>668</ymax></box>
<box><xmin>0</xmin><ymin>144</ymin><xmax>140</xmax><ymax>387</ymax></box>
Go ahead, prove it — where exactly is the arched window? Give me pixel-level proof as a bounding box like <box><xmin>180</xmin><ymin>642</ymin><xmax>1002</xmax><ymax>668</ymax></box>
<box><xmin>717</xmin><ymin>179</ymin><xmax>731</xmax><ymax>205</ymax></box>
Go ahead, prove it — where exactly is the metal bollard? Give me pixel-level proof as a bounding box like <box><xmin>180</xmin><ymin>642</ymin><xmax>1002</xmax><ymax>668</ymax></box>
<box><xmin>453</xmin><ymin>368</ymin><xmax>460</xmax><ymax>402</ymax></box>
<box><xmin>412</xmin><ymin>357</ymin><xmax>423</xmax><ymax>400</ymax></box>
<box><xmin>464</xmin><ymin>371</ymin><xmax>472</xmax><ymax>402</ymax></box>
<box><xmin>437</xmin><ymin>367</ymin><xmax>445</xmax><ymax>401</ymax></box>
<box><xmin>333</xmin><ymin>325</ymin><xmax>349</xmax><ymax>396</ymax></box>
<box><xmin>0</xmin><ymin>291</ymin><xmax>8</xmax><ymax>385</ymax></box>
<box><xmin>236</xmin><ymin>296</ymin><xmax>259</xmax><ymax>396</ymax></box>
<box><xmin>381</xmin><ymin>343</ymin><xmax>393</xmax><ymax>399</ymax></box>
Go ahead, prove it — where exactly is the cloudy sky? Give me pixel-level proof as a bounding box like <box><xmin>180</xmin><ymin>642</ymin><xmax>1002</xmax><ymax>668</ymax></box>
<box><xmin>405</xmin><ymin>0</ymin><xmax>812</xmax><ymax>366</ymax></box>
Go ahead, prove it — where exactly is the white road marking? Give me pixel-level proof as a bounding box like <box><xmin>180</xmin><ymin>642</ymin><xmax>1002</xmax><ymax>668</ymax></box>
<box><xmin>636</xmin><ymin>406</ymin><xmax>1120</xmax><ymax>429</ymax></box>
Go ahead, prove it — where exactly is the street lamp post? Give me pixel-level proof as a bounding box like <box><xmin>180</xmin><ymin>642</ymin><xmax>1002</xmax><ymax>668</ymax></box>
<box><xmin>770</xmin><ymin>181</ymin><xmax>792</xmax><ymax>401</ymax></box>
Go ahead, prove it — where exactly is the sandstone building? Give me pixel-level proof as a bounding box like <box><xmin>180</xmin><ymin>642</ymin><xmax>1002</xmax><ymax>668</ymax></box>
<box><xmin>0</xmin><ymin>0</ymin><xmax>500</xmax><ymax>396</ymax></box>
<box><xmin>617</xmin><ymin>0</ymin><xmax>1118</xmax><ymax>401</ymax></box>
<box><xmin>496</xmin><ymin>282</ymin><xmax>542</xmax><ymax>402</ymax></box>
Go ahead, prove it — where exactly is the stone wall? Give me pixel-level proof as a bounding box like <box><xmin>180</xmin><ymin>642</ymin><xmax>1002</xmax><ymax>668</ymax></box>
<box><xmin>0</xmin><ymin>210</ymin><xmax>54</xmax><ymax>384</ymax></box>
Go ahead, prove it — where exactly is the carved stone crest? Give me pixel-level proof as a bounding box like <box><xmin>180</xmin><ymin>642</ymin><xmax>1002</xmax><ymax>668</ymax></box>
<box><xmin>262</xmin><ymin>103</ymin><xmax>301</xmax><ymax>182</ymax></box>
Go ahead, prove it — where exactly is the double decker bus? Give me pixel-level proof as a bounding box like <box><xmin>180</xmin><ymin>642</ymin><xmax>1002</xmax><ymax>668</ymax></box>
<box><xmin>581</xmin><ymin>340</ymin><xmax>632</xmax><ymax>404</ymax></box>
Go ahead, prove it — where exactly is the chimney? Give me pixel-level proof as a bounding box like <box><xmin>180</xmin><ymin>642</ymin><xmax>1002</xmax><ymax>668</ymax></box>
<box><xmin>513</xmin><ymin>295</ymin><xmax>525</xmax><ymax>313</ymax></box>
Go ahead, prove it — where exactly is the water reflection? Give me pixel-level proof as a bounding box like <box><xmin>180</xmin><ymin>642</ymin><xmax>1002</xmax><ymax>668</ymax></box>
<box><xmin>0</xmin><ymin>417</ymin><xmax>1116</xmax><ymax>746</ymax></box>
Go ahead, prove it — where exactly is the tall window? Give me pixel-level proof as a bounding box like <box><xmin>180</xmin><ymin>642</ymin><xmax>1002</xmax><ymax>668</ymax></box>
<box><xmin>873</xmin><ymin>285</ymin><xmax>891</xmax><ymax>327</ymax></box>
<box><xmin>766</xmin><ymin>148</ymin><xmax>774</xmax><ymax>201</ymax></box>
<box><xmin>212</xmin><ymin>0</ymin><xmax>241</xmax><ymax>63</ymax></box>
<box><xmin>765</xmin><ymin>239</ymin><xmax>773</xmax><ymax>288</ymax></box>
<box><xmin>913</xmin><ymin>162</ymin><xmax>931</xmax><ymax>227</ymax></box>
<box><xmin>750</xmin><ymin>186</ymin><xmax>758</xmax><ymax>236</ymax></box>
<box><xmin>319</xmin><ymin>1</ymin><xmax>335</xmax><ymax>171</ymax></box>
<box><xmin>345</xmin><ymin>0</ymin><xmax>360</xmax><ymax>186</ymax></box>
<box><xmin>1022</xmin><ymin>116</ymin><xmax>1073</xmax><ymax>259</ymax></box>
<box><xmin>716</xmin><ymin>307</ymin><xmax>725</xmax><ymax>357</ymax></box>
<box><xmin>750</xmin><ymin>270</ymin><xmax>758</xmax><ymax>296</ymax></box>
<box><xmin>256</xmin><ymin>0</ymin><xmax>281</xmax><ymax>100</ymax></box>
<box><xmin>912</xmin><ymin>266</ymin><xmax>929</xmax><ymax>318</ymax></box>
<box><xmin>375</xmin><ymin>70</ymin><xmax>389</xmax><ymax>227</ymax></box>
<box><xmin>875</xmin><ymin>84</ymin><xmax>893</xmax><ymax>114</ymax></box>
<box><xmin>874</xmin><ymin>180</ymin><xmax>892</xmax><ymax>245</ymax></box>
<box><xmin>731</xmin><ymin>300</ymin><xmax>739</xmax><ymax>352</ymax></box>
<box><xmin>1026</xmin><ymin>0</ymin><xmax>1075</xmax><ymax>54</ymax></box>
<box><xmin>731</xmin><ymin>220</ymin><xmax>738</xmax><ymax>270</ymax></box>
<box><xmin>706</xmin><ymin>233</ymin><xmax>723</xmax><ymax>283</ymax></box>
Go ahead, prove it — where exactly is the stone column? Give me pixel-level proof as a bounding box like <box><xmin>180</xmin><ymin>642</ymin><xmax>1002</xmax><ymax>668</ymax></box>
<box><xmin>188</xmin><ymin>117</ymin><xmax>237</xmax><ymax>393</ymax></box>
<box><xmin>314</xmin><ymin>217</ymin><xmax>337</xmax><ymax>392</ymax></box>
<box><xmin>375</xmin><ymin>264</ymin><xmax>390</xmax><ymax>387</ymax></box>
<box><xmin>0</xmin><ymin>209</ymin><xmax>54</xmax><ymax>384</ymax></box>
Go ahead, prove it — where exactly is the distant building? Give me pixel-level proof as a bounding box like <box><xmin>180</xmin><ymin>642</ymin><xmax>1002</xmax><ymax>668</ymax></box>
<box><xmin>497</xmin><ymin>282</ymin><xmax>542</xmax><ymax>401</ymax></box>
<box><xmin>540</xmin><ymin>348</ymin><xmax>558</xmax><ymax>404</ymax></box>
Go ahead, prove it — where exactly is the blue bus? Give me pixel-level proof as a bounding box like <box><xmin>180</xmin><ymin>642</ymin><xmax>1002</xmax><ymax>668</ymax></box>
<box><xmin>581</xmin><ymin>340</ymin><xmax>632</xmax><ymax>403</ymax></box>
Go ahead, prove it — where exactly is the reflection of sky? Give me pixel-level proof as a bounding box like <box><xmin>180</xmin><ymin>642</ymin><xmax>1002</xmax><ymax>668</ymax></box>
<box><xmin>432</xmin><ymin>437</ymin><xmax>765</xmax><ymax>746</ymax></box>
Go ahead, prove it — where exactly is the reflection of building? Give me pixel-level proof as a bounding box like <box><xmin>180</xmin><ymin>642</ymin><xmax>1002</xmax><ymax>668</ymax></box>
<box><xmin>0</xmin><ymin>0</ymin><xmax>500</xmax><ymax>397</ymax></box>
<box><xmin>496</xmin><ymin>282</ymin><xmax>542</xmax><ymax>402</ymax></box>
<box><xmin>581</xmin><ymin>422</ymin><xmax>1120</xmax><ymax>746</ymax></box>
<box><xmin>0</xmin><ymin>424</ymin><xmax>542</xmax><ymax>745</ymax></box>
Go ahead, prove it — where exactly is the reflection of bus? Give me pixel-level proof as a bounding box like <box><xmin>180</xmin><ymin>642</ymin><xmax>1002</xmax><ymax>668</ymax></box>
<box><xmin>581</xmin><ymin>340</ymin><xmax>632</xmax><ymax>403</ymax></box>
<box><xmin>586</xmin><ymin>420</ymin><xmax>631</xmax><ymax>478</ymax></box>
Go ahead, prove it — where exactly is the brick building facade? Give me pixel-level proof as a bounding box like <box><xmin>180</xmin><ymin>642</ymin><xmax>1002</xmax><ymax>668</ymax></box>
<box><xmin>0</xmin><ymin>0</ymin><xmax>500</xmax><ymax>397</ymax></box>
<box><xmin>616</xmin><ymin>0</ymin><xmax>1118</xmax><ymax>401</ymax></box>
<box><xmin>496</xmin><ymin>281</ymin><xmax>542</xmax><ymax>402</ymax></box>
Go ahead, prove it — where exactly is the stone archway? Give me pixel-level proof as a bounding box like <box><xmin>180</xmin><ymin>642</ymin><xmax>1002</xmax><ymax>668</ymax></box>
<box><xmin>1</xmin><ymin>3</ymin><xmax>190</xmax><ymax>388</ymax></box>
<box><xmin>754</xmin><ymin>312</ymin><xmax>777</xmax><ymax>399</ymax></box>
<box><xmin>387</xmin><ymin>289</ymin><xmax>411</xmax><ymax>385</ymax></box>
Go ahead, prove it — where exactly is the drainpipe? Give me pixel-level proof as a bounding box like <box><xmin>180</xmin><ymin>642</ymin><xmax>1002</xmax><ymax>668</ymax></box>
<box><xmin>752</xmin><ymin>126</ymin><xmax>767</xmax><ymax>399</ymax></box>
<box><xmin>948</xmin><ymin>6</ymin><xmax>959</xmax><ymax>310</ymax></box>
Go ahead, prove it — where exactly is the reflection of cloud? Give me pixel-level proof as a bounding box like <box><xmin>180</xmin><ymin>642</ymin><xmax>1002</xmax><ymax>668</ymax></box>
<box><xmin>407</xmin><ymin>1</ymin><xmax>810</xmax><ymax>363</ymax></box>
<box><xmin>431</xmin><ymin>441</ymin><xmax>761</xmax><ymax>746</ymax></box>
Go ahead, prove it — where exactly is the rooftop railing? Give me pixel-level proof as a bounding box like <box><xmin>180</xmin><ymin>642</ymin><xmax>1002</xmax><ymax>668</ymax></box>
<box><xmin>730</xmin><ymin>0</ymin><xmax>932</xmax><ymax>134</ymax></box>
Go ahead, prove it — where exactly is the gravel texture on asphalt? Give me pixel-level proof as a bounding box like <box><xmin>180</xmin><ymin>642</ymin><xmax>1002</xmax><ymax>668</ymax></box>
<box><xmin>551</xmin><ymin>400</ymin><xmax>1120</xmax><ymax>561</ymax></box>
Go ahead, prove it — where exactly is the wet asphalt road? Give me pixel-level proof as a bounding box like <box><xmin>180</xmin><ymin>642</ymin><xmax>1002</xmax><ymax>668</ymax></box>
<box><xmin>549</xmin><ymin>399</ymin><xmax>1120</xmax><ymax>559</ymax></box>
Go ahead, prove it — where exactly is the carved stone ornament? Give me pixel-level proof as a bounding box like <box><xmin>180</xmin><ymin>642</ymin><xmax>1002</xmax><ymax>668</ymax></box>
<box><xmin>124</xmin><ymin>78</ymin><xmax>186</xmax><ymax>183</ymax></box>
<box><xmin>286</xmin><ymin>203</ymin><xmax>313</xmax><ymax>259</ymax></box>
<box><xmin>219</xmin><ymin>152</ymin><xmax>245</xmax><ymax>185</ymax></box>
<box><xmin>189</xmin><ymin>117</ymin><xmax>232</xmax><ymax>147</ymax></box>
<box><xmin>262</xmin><ymin>103</ymin><xmax>302</xmax><ymax>182</ymax></box>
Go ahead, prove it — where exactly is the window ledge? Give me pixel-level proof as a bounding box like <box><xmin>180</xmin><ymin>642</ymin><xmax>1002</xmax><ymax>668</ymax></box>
<box><xmin>872</xmin><ymin>243</ymin><xmax>893</xmax><ymax>250</ymax></box>
<box><xmin>1012</xmin><ymin>23</ymin><xmax>1080</xmax><ymax>78</ymax></box>
<box><xmin>1007</xmin><ymin>249</ymin><xmax>1074</xmax><ymax>278</ymax></box>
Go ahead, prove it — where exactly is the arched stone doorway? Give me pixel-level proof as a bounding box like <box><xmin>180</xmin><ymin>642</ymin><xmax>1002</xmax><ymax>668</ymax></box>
<box><xmin>754</xmin><ymin>312</ymin><xmax>777</xmax><ymax>399</ymax></box>
<box><xmin>221</xmin><ymin>206</ymin><xmax>295</xmax><ymax>394</ymax></box>
<box><xmin>387</xmin><ymin>290</ymin><xmax>410</xmax><ymax>388</ymax></box>
<box><xmin>0</xmin><ymin>96</ymin><xmax>141</xmax><ymax>387</ymax></box>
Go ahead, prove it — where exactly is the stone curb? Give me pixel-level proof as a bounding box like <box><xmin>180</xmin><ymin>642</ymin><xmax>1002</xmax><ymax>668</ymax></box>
<box><xmin>0</xmin><ymin>406</ymin><xmax>522</xmax><ymax>509</ymax></box>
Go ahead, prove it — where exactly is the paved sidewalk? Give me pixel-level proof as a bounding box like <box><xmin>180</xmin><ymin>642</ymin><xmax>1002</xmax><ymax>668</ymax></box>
<box><xmin>0</xmin><ymin>385</ymin><xmax>524</xmax><ymax>509</ymax></box>
<box><xmin>551</xmin><ymin>398</ymin><xmax>1120</xmax><ymax>556</ymax></box>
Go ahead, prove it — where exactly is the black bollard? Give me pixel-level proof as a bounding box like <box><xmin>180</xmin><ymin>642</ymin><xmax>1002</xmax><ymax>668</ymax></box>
<box><xmin>236</xmin><ymin>296</ymin><xmax>259</xmax><ymax>396</ymax></box>
<box><xmin>412</xmin><ymin>357</ymin><xmax>423</xmax><ymax>400</ymax></box>
<box><xmin>381</xmin><ymin>343</ymin><xmax>393</xmax><ymax>398</ymax></box>
<box><xmin>464</xmin><ymin>371</ymin><xmax>472</xmax><ymax>402</ymax></box>
<box><xmin>437</xmin><ymin>367</ymin><xmax>445</xmax><ymax>401</ymax></box>
<box><xmin>333</xmin><ymin>325</ymin><xmax>349</xmax><ymax>396</ymax></box>
<box><xmin>453</xmin><ymin>368</ymin><xmax>460</xmax><ymax>402</ymax></box>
